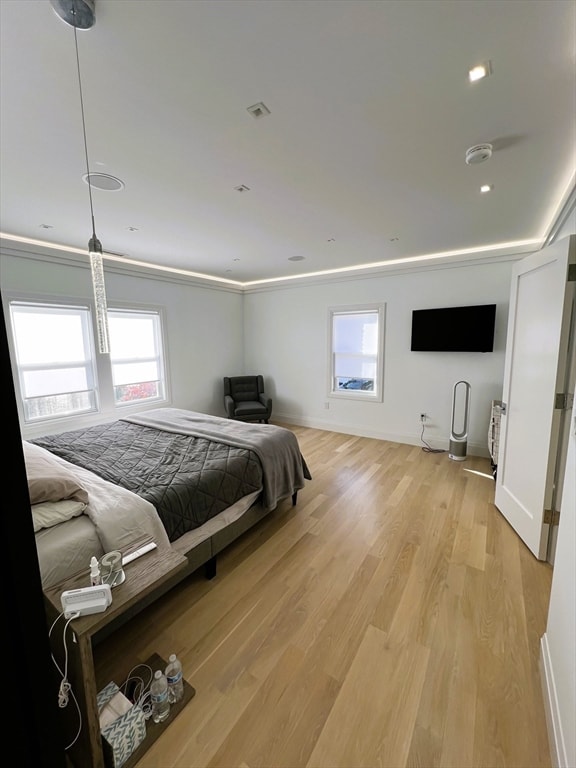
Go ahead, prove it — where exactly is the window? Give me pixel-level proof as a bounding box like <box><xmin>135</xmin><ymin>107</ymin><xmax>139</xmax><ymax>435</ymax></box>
<box><xmin>329</xmin><ymin>304</ymin><xmax>385</xmax><ymax>401</ymax></box>
<box><xmin>9</xmin><ymin>301</ymin><xmax>98</xmax><ymax>421</ymax></box>
<box><xmin>8</xmin><ymin>299</ymin><xmax>168</xmax><ymax>427</ymax></box>
<box><xmin>108</xmin><ymin>308</ymin><xmax>165</xmax><ymax>406</ymax></box>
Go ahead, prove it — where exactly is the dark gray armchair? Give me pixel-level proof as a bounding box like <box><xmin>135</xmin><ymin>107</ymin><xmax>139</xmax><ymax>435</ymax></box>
<box><xmin>223</xmin><ymin>375</ymin><xmax>272</xmax><ymax>423</ymax></box>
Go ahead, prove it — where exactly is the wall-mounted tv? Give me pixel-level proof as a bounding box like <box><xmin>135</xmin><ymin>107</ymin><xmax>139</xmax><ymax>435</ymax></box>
<box><xmin>411</xmin><ymin>304</ymin><xmax>496</xmax><ymax>352</ymax></box>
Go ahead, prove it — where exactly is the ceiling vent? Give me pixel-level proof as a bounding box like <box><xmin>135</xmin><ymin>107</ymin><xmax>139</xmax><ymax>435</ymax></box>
<box><xmin>82</xmin><ymin>173</ymin><xmax>125</xmax><ymax>191</ymax></box>
<box><xmin>465</xmin><ymin>144</ymin><xmax>493</xmax><ymax>165</ymax></box>
<box><xmin>247</xmin><ymin>102</ymin><xmax>270</xmax><ymax>119</ymax></box>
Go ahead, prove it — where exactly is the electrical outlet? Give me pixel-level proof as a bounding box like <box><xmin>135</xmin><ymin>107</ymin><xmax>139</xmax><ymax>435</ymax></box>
<box><xmin>324</xmin><ymin>402</ymin><xmax>330</xmax><ymax>410</ymax></box>
<box><xmin>420</xmin><ymin>413</ymin><xmax>428</xmax><ymax>422</ymax></box>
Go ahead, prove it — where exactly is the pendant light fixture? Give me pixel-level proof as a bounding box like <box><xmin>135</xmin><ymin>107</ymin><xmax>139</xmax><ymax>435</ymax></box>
<box><xmin>51</xmin><ymin>0</ymin><xmax>110</xmax><ymax>353</ymax></box>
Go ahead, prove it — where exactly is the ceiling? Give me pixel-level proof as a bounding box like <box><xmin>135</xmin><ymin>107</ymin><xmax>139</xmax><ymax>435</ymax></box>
<box><xmin>1</xmin><ymin>0</ymin><xmax>575</xmax><ymax>286</ymax></box>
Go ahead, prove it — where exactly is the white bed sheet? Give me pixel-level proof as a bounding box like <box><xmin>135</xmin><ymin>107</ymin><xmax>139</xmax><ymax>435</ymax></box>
<box><xmin>36</xmin><ymin>513</ymin><xmax>104</xmax><ymax>589</ymax></box>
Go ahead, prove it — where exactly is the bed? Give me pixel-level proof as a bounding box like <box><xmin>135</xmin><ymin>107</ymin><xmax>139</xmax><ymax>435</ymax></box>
<box><xmin>26</xmin><ymin>407</ymin><xmax>311</xmax><ymax>589</ymax></box>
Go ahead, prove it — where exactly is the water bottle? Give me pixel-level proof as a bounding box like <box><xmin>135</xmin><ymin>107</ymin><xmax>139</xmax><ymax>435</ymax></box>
<box><xmin>165</xmin><ymin>653</ymin><xmax>184</xmax><ymax>703</ymax></box>
<box><xmin>150</xmin><ymin>670</ymin><xmax>170</xmax><ymax>723</ymax></box>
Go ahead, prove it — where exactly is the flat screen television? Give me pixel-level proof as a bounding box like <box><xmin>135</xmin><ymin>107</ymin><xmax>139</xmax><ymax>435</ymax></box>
<box><xmin>410</xmin><ymin>304</ymin><xmax>496</xmax><ymax>352</ymax></box>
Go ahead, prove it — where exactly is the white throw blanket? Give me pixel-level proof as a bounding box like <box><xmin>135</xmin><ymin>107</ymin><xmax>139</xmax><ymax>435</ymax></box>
<box><xmin>124</xmin><ymin>408</ymin><xmax>311</xmax><ymax>511</ymax></box>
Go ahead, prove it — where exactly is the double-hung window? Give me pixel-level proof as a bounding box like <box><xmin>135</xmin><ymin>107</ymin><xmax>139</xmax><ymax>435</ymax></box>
<box><xmin>8</xmin><ymin>299</ymin><xmax>168</xmax><ymax>426</ymax></box>
<box><xmin>329</xmin><ymin>304</ymin><xmax>385</xmax><ymax>401</ymax></box>
<box><xmin>108</xmin><ymin>308</ymin><xmax>165</xmax><ymax>406</ymax></box>
<box><xmin>9</xmin><ymin>301</ymin><xmax>98</xmax><ymax>421</ymax></box>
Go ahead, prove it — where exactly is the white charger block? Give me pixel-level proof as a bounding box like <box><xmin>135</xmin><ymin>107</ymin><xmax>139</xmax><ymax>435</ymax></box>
<box><xmin>61</xmin><ymin>583</ymin><xmax>112</xmax><ymax>617</ymax></box>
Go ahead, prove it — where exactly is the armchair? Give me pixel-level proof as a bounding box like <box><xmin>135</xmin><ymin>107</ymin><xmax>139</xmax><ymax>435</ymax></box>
<box><xmin>223</xmin><ymin>375</ymin><xmax>272</xmax><ymax>424</ymax></box>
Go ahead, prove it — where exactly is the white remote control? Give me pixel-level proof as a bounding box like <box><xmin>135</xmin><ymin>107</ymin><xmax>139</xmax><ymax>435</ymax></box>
<box><xmin>122</xmin><ymin>541</ymin><xmax>157</xmax><ymax>565</ymax></box>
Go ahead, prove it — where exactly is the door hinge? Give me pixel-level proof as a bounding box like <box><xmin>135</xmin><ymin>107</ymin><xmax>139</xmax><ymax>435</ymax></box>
<box><xmin>555</xmin><ymin>392</ymin><xmax>574</xmax><ymax>410</ymax></box>
<box><xmin>543</xmin><ymin>509</ymin><xmax>560</xmax><ymax>526</ymax></box>
<box><xmin>568</xmin><ymin>263</ymin><xmax>576</xmax><ymax>282</ymax></box>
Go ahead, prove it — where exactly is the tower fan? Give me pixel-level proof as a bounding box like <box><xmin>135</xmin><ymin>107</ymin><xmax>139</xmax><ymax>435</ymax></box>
<box><xmin>449</xmin><ymin>380</ymin><xmax>471</xmax><ymax>461</ymax></box>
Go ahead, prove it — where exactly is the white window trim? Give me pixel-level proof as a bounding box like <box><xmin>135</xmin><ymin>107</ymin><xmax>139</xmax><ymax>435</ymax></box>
<box><xmin>4</xmin><ymin>291</ymin><xmax>171</xmax><ymax>438</ymax></box>
<box><xmin>327</xmin><ymin>303</ymin><xmax>385</xmax><ymax>403</ymax></box>
<box><xmin>107</xmin><ymin>304</ymin><xmax>169</xmax><ymax>410</ymax></box>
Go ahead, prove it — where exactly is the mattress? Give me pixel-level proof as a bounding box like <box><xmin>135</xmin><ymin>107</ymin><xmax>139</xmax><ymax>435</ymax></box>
<box><xmin>36</xmin><ymin>513</ymin><xmax>104</xmax><ymax>589</ymax></box>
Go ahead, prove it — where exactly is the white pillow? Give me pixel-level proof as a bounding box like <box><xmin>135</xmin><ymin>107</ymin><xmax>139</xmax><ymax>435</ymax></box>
<box><xmin>23</xmin><ymin>441</ymin><xmax>89</xmax><ymax>505</ymax></box>
<box><xmin>31</xmin><ymin>499</ymin><xmax>87</xmax><ymax>533</ymax></box>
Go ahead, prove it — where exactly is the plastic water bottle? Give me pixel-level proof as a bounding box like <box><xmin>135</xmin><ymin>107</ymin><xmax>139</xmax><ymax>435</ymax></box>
<box><xmin>165</xmin><ymin>653</ymin><xmax>184</xmax><ymax>703</ymax></box>
<box><xmin>150</xmin><ymin>670</ymin><xmax>170</xmax><ymax>723</ymax></box>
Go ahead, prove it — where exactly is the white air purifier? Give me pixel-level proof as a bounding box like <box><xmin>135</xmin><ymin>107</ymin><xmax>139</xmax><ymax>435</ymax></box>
<box><xmin>449</xmin><ymin>380</ymin><xmax>471</xmax><ymax>461</ymax></box>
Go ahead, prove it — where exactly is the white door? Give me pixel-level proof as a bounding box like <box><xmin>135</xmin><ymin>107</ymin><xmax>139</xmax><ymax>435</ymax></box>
<box><xmin>494</xmin><ymin>235</ymin><xmax>575</xmax><ymax>560</ymax></box>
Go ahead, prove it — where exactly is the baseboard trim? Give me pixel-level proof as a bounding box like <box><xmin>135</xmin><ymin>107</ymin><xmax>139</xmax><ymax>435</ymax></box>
<box><xmin>540</xmin><ymin>632</ymin><xmax>567</xmax><ymax>768</ymax></box>
<box><xmin>273</xmin><ymin>412</ymin><xmax>489</xmax><ymax>457</ymax></box>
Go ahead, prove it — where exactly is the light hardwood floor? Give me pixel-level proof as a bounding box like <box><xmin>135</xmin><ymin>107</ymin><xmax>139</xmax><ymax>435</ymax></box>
<box><xmin>95</xmin><ymin>425</ymin><xmax>553</xmax><ymax>768</ymax></box>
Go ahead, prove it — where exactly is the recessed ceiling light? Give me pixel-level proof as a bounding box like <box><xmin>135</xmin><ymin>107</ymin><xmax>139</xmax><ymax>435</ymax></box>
<box><xmin>39</xmin><ymin>223</ymin><xmax>53</xmax><ymax>229</ymax></box>
<box><xmin>288</xmin><ymin>256</ymin><xmax>305</xmax><ymax>262</ymax></box>
<box><xmin>127</xmin><ymin>226</ymin><xmax>139</xmax><ymax>232</ymax></box>
<box><xmin>468</xmin><ymin>61</ymin><xmax>492</xmax><ymax>83</ymax></box>
<box><xmin>480</xmin><ymin>184</ymin><xmax>494</xmax><ymax>193</ymax></box>
<box><xmin>234</xmin><ymin>184</ymin><xmax>250</xmax><ymax>193</ymax></box>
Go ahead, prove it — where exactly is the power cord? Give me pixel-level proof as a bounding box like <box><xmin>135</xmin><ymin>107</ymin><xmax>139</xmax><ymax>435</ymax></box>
<box><xmin>420</xmin><ymin>422</ymin><xmax>446</xmax><ymax>454</ymax></box>
<box><xmin>118</xmin><ymin>663</ymin><xmax>154</xmax><ymax>720</ymax></box>
<box><xmin>48</xmin><ymin>612</ymin><xmax>83</xmax><ymax>750</ymax></box>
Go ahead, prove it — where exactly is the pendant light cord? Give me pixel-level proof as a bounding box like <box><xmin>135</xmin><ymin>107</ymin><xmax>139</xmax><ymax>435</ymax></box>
<box><xmin>73</xmin><ymin>21</ymin><xmax>97</xmax><ymax>242</ymax></box>
<box><xmin>68</xmin><ymin>1</ymin><xmax>109</xmax><ymax>354</ymax></box>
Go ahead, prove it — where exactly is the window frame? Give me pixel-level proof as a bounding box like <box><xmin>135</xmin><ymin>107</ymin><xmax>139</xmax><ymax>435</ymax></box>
<box><xmin>5</xmin><ymin>293</ymin><xmax>170</xmax><ymax>434</ymax></box>
<box><xmin>327</xmin><ymin>303</ymin><xmax>385</xmax><ymax>403</ymax></box>
<box><xmin>107</xmin><ymin>305</ymin><xmax>167</xmax><ymax>409</ymax></box>
<box><xmin>8</xmin><ymin>299</ymin><xmax>100</xmax><ymax>424</ymax></box>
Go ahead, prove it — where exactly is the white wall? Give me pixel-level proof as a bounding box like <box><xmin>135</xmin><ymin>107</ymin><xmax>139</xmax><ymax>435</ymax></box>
<box><xmin>541</xmin><ymin>211</ymin><xmax>576</xmax><ymax>768</ymax></box>
<box><xmin>0</xmin><ymin>249</ymin><xmax>244</xmax><ymax>437</ymax></box>
<box><xmin>541</xmin><ymin>414</ymin><xmax>576</xmax><ymax>768</ymax></box>
<box><xmin>1</xmin><ymin>248</ymin><xmax>518</xmax><ymax>453</ymax></box>
<box><xmin>244</xmin><ymin>258</ymin><xmax>515</xmax><ymax>455</ymax></box>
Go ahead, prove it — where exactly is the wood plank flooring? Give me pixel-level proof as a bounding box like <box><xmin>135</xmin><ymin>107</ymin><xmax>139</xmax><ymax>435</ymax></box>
<box><xmin>94</xmin><ymin>426</ymin><xmax>553</xmax><ymax>768</ymax></box>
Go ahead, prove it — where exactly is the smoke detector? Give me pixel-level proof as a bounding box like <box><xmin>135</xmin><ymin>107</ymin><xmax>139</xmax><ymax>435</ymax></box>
<box><xmin>465</xmin><ymin>144</ymin><xmax>493</xmax><ymax>165</ymax></box>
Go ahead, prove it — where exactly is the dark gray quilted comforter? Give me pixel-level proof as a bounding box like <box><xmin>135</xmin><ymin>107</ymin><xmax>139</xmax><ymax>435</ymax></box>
<box><xmin>31</xmin><ymin>419</ymin><xmax>263</xmax><ymax>542</ymax></box>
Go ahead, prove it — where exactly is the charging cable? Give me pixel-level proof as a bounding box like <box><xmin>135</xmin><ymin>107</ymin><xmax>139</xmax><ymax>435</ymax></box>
<box><xmin>48</xmin><ymin>612</ymin><xmax>83</xmax><ymax>750</ymax></box>
<box><xmin>420</xmin><ymin>422</ymin><xmax>446</xmax><ymax>454</ymax></box>
<box><xmin>119</xmin><ymin>663</ymin><xmax>154</xmax><ymax>720</ymax></box>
